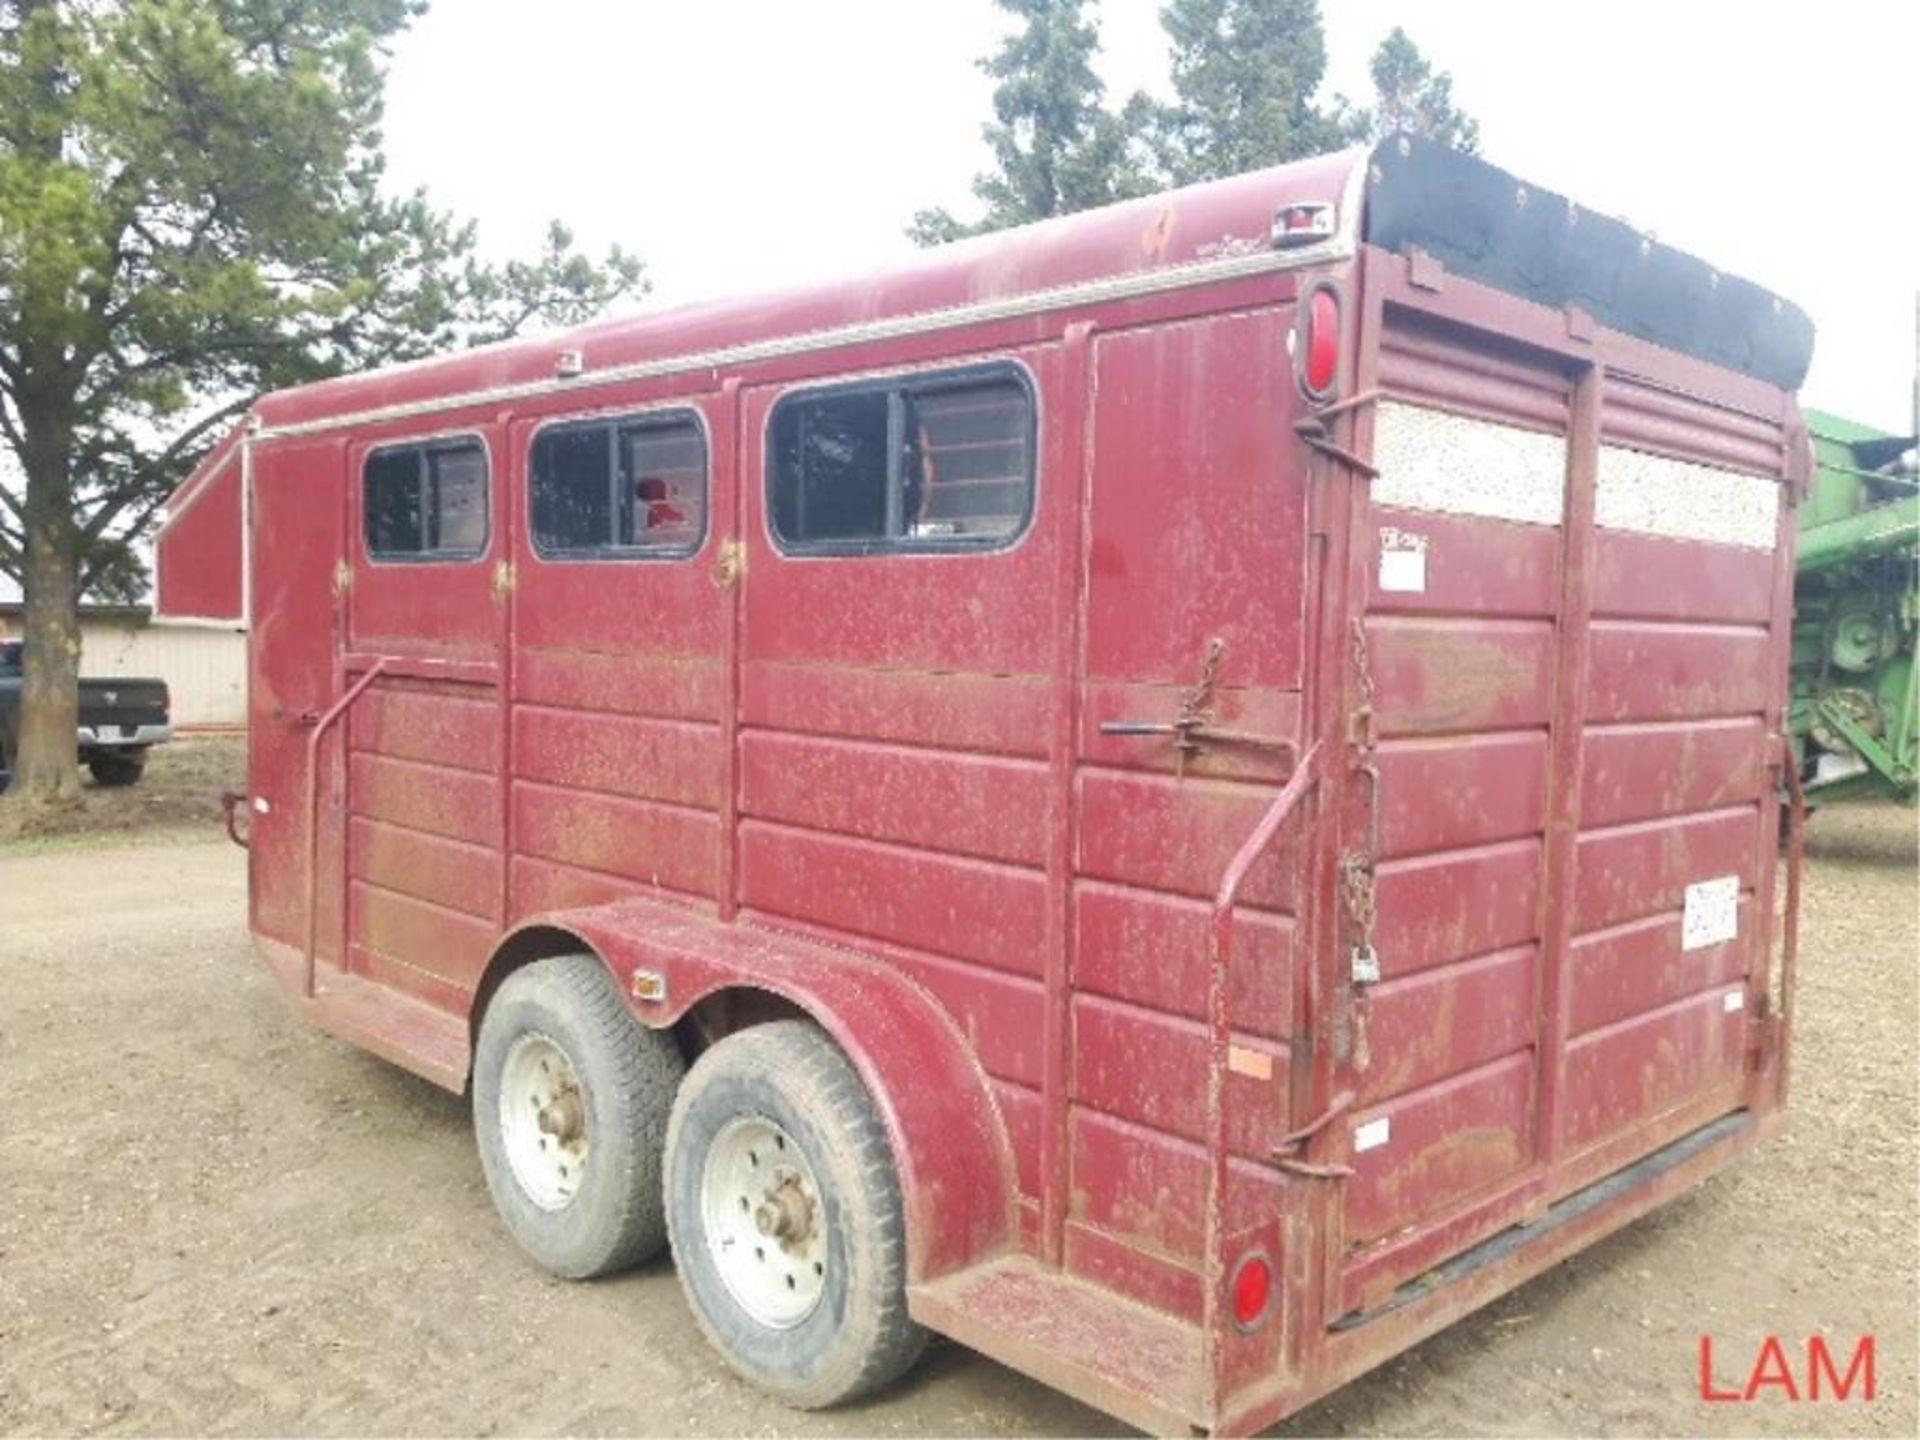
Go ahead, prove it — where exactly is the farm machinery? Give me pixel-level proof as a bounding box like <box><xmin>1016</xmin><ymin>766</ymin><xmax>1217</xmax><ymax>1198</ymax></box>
<box><xmin>1790</xmin><ymin>408</ymin><xmax>1919</xmax><ymax>805</ymax></box>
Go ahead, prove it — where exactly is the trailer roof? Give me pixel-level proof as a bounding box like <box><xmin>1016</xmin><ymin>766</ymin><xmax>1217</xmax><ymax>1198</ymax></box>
<box><xmin>241</xmin><ymin>135</ymin><xmax>1812</xmax><ymax>441</ymax></box>
<box><xmin>1366</xmin><ymin>136</ymin><xmax>1813</xmax><ymax>391</ymax></box>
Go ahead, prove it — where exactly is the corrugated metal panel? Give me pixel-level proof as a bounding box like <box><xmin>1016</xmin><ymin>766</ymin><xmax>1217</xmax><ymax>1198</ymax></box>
<box><xmin>1600</xmin><ymin>373</ymin><xmax>1785</xmax><ymax>475</ymax></box>
<box><xmin>1378</xmin><ymin>313</ymin><xmax>1571</xmax><ymax>431</ymax></box>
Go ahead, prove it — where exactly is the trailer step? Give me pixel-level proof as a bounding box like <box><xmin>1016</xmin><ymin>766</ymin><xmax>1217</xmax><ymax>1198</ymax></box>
<box><xmin>255</xmin><ymin>936</ymin><xmax>470</xmax><ymax>1090</ymax></box>
<box><xmin>909</xmin><ymin>1256</ymin><xmax>1203</xmax><ymax>1434</ymax></box>
<box><xmin>307</xmin><ymin>967</ymin><xmax>470</xmax><ymax>1092</ymax></box>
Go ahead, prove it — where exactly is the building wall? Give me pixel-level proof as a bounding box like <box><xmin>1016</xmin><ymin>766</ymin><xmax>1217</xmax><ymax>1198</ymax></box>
<box><xmin>0</xmin><ymin>611</ymin><xmax>246</xmax><ymax>729</ymax></box>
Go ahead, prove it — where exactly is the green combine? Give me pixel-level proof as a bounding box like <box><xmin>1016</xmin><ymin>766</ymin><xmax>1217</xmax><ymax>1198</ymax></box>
<box><xmin>1790</xmin><ymin>408</ymin><xmax>1918</xmax><ymax>805</ymax></box>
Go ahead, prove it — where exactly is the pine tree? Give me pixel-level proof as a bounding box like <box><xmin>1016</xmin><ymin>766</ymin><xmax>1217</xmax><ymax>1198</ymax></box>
<box><xmin>0</xmin><ymin>0</ymin><xmax>642</xmax><ymax>803</ymax></box>
<box><xmin>1343</xmin><ymin>26</ymin><xmax>1480</xmax><ymax>153</ymax></box>
<box><xmin>1145</xmin><ymin>0</ymin><xmax>1343</xmax><ymax>185</ymax></box>
<box><xmin>909</xmin><ymin>0</ymin><xmax>1149</xmax><ymax>244</ymax></box>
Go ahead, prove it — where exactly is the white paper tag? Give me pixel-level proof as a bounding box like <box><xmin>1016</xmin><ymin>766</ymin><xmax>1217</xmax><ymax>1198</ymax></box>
<box><xmin>1354</xmin><ymin>1116</ymin><xmax>1391</xmax><ymax>1153</ymax></box>
<box><xmin>1378</xmin><ymin>526</ymin><xmax>1428</xmax><ymax>593</ymax></box>
<box><xmin>1722</xmin><ymin>989</ymin><xmax>1745</xmax><ymax>1013</ymax></box>
<box><xmin>1682</xmin><ymin>876</ymin><xmax>1740</xmax><ymax>951</ymax></box>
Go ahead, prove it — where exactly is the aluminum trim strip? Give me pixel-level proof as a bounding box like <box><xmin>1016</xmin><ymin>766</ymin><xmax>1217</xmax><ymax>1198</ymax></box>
<box><xmin>153</xmin><ymin>442</ymin><xmax>240</xmax><ymax>536</ymax></box>
<box><xmin>253</xmin><ymin>233</ymin><xmax>1358</xmax><ymax>444</ymax></box>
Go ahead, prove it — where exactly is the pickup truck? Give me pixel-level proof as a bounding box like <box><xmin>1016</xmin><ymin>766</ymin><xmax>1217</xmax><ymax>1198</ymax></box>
<box><xmin>0</xmin><ymin>640</ymin><xmax>172</xmax><ymax>788</ymax></box>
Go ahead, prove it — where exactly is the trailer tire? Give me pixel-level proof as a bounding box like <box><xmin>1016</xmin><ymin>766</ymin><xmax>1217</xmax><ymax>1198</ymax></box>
<box><xmin>665</xmin><ymin>1019</ymin><xmax>926</xmax><ymax>1409</ymax></box>
<box><xmin>473</xmin><ymin>953</ymin><xmax>685</xmax><ymax>1280</ymax></box>
<box><xmin>87</xmin><ymin>751</ymin><xmax>145</xmax><ymax>787</ymax></box>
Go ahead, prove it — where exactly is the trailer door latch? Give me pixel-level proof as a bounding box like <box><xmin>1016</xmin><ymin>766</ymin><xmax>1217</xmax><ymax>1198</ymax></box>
<box><xmin>1271</xmin><ymin>1088</ymin><xmax>1357</xmax><ymax>1178</ymax></box>
<box><xmin>1098</xmin><ymin>718</ymin><xmax>1299</xmax><ymax>771</ymax></box>
<box><xmin>1099</xmin><ymin>637</ymin><xmax>1299</xmax><ymax>776</ymax></box>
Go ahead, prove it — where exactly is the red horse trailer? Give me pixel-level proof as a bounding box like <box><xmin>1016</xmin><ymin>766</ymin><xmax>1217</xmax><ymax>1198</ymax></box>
<box><xmin>157</xmin><ymin>135</ymin><xmax>1813</xmax><ymax>1433</ymax></box>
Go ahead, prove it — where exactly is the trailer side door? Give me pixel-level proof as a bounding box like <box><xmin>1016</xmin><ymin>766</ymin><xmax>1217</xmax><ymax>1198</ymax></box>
<box><xmin>339</xmin><ymin>423</ymin><xmax>507</xmax><ymax>1009</ymax></box>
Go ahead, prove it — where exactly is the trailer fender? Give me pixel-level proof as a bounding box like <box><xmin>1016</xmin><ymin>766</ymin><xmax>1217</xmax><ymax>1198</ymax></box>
<box><xmin>501</xmin><ymin>898</ymin><xmax>1019</xmax><ymax>1283</ymax></box>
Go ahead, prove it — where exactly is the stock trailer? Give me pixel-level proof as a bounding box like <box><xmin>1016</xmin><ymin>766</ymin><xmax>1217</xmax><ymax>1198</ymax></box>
<box><xmin>156</xmin><ymin>136</ymin><xmax>1813</xmax><ymax>1433</ymax></box>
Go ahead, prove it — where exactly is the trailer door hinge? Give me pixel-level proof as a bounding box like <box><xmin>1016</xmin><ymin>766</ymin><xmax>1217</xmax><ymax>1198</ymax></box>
<box><xmin>331</xmin><ymin>559</ymin><xmax>353</xmax><ymax>596</ymax></box>
<box><xmin>491</xmin><ymin>560</ymin><xmax>517</xmax><ymax>600</ymax></box>
<box><xmin>712</xmin><ymin>540</ymin><xmax>746</xmax><ymax>591</ymax></box>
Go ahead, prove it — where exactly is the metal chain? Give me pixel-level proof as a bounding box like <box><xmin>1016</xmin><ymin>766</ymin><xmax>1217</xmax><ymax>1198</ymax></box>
<box><xmin>1168</xmin><ymin>637</ymin><xmax>1226</xmax><ymax>778</ymax></box>
<box><xmin>1339</xmin><ymin>849</ymin><xmax>1377</xmax><ymax>952</ymax></box>
<box><xmin>1348</xmin><ymin>617</ymin><xmax>1375</xmax><ymax>749</ymax></box>
<box><xmin>1179</xmin><ymin>636</ymin><xmax>1227</xmax><ymax>728</ymax></box>
<box><xmin>1343</xmin><ymin>619</ymin><xmax>1382</xmax><ymax>987</ymax></box>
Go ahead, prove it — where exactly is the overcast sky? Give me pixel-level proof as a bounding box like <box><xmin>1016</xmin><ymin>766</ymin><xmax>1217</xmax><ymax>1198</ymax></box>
<box><xmin>11</xmin><ymin>1</ymin><xmax>1913</xmax><ymax>610</ymax></box>
<box><xmin>382</xmin><ymin>0</ymin><xmax>1919</xmax><ymax>431</ymax></box>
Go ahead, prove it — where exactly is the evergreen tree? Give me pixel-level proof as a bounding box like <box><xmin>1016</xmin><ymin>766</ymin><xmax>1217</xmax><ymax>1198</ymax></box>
<box><xmin>1342</xmin><ymin>26</ymin><xmax>1480</xmax><ymax>152</ymax></box>
<box><xmin>910</xmin><ymin>0</ymin><xmax>1148</xmax><ymax>245</ymax></box>
<box><xmin>0</xmin><ymin>0</ymin><xmax>641</xmax><ymax>803</ymax></box>
<box><xmin>912</xmin><ymin>2</ymin><xmax>1482</xmax><ymax>244</ymax></box>
<box><xmin>1145</xmin><ymin>0</ymin><xmax>1342</xmax><ymax>185</ymax></box>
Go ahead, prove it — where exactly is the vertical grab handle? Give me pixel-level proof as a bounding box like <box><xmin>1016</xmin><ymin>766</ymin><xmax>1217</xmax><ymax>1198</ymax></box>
<box><xmin>302</xmin><ymin>660</ymin><xmax>388</xmax><ymax>1000</ymax></box>
<box><xmin>1200</xmin><ymin>741</ymin><xmax>1320</xmax><ymax>1420</ymax></box>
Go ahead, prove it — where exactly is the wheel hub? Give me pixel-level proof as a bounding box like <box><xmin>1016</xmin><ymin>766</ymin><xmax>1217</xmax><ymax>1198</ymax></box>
<box><xmin>537</xmin><ymin>1088</ymin><xmax>586</xmax><ymax>1145</ymax></box>
<box><xmin>498</xmin><ymin>1033</ymin><xmax>591</xmax><ymax>1211</ymax></box>
<box><xmin>701</xmin><ymin>1116</ymin><xmax>828</xmax><ymax>1328</ymax></box>
<box><xmin>754</xmin><ymin>1174</ymin><xmax>815</xmax><ymax>1243</ymax></box>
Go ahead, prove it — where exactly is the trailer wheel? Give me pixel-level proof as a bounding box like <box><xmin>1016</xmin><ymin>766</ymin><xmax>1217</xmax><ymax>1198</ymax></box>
<box><xmin>87</xmin><ymin>750</ymin><xmax>145</xmax><ymax>787</ymax></box>
<box><xmin>473</xmin><ymin>954</ymin><xmax>685</xmax><ymax>1279</ymax></box>
<box><xmin>665</xmin><ymin>1019</ymin><xmax>926</xmax><ymax>1408</ymax></box>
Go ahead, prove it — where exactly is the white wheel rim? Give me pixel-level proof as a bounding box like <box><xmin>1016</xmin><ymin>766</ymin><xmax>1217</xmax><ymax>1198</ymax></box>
<box><xmin>499</xmin><ymin>1032</ymin><xmax>590</xmax><ymax>1211</ymax></box>
<box><xmin>700</xmin><ymin>1115</ymin><xmax>828</xmax><ymax>1329</ymax></box>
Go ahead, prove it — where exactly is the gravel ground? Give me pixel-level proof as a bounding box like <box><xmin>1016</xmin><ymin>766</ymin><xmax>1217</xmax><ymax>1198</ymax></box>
<box><xmin>0</xmin><ymin>800</ymin><xmax>1913</xmax><ymax>1437</ymax></box>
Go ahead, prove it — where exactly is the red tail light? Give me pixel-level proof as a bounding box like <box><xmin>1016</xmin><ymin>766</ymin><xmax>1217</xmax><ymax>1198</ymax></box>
<box><xmin>1231</xmin><ymin>1254</ymin><xmax>1274</xmax><ymax>1330</ymax></box>
<box><xmin>1299</xmin><ymin>285</ymin><xmax>1341</xmax><ymax>400</ymax></box>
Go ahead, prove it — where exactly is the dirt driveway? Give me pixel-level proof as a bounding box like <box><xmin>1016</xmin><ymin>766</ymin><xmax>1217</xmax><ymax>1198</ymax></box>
<box><xmin>1</xmin><ymin>806</ymin><xmax>1914</xmax><ymax>1437</ymax></box>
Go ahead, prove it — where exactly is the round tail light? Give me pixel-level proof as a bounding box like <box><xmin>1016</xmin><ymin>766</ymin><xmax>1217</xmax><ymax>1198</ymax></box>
<box><xmin>1231</xmin><ymin>1253</ymin><xmax>1274</xmax><ymax>1331</ymax></box>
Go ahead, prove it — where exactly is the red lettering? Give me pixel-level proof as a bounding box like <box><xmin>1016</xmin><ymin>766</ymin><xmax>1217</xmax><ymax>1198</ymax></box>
<box><xmin>1808</xmin><ymin>1336</ymin><xmax>1875</xmax><ymax>1401</ymax></box>
<box><xmin>1745</xmin><ymin>1336</ymin><xmax>1801</xmax><ymax>1402</ymax></box>
<box><xmin>1698</xmin><ymin>1336</ymin><xmax>1744</xmax><ymax>1402</ymax></box>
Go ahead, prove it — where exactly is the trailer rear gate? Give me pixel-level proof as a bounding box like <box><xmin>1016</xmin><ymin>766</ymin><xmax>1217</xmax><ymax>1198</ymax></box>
<box><xmin>1338</xmin><ymin>314</ymin><xmax>1789</xmax><ymax>1308</ymax></box>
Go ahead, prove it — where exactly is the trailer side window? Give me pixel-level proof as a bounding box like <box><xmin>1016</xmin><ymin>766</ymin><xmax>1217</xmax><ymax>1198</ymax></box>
<box><xmin>364</xmin><ymin>437</ymin><xmax>489</xmax><ymax>561</ymax></box>
<box><xmin>530</xmin><ymin>409</ymin><xmax>708</xmax><ymax>560</ymax></box>
<box><xmin>768</xmin><ymin>365</ymin><xmax>1034</xmax><ymax>553</ymax></box>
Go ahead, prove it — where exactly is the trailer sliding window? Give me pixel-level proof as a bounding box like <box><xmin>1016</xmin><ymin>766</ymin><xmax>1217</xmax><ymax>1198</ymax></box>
<box><xmin>530</xmin><ymin>409</ymin><xmax>709</xmax><ymax>560</ymax></box>
<box><xmin>768</xmin><ymin>364</ymin><xmax>1035</xmax><ymax>554</ymax></box>
<box><xmin>363</xmin><ymin>437</ymin><xmax>490</xmax><ymax>561</ymax></box>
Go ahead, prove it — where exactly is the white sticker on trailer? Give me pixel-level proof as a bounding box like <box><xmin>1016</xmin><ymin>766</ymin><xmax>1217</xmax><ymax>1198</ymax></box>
<box><xmin>1353</xmin><ymin>1116</ymin><xmax>1391</xmax><ymax>1153</ymax></box>
<box><xmin>1377</xmin><ymin>526</ymin><xmax>1428</xmax><ymax>593</ymax></box>
<box><xmin>1723</xmin><ymin>989</ymin><xmax>1746</xmax><ymax>1013</ymax></box>
<box><xmin>1682</xmin><ymin>875</ymin><xmax>1740</xmax><ymax>951</ymax></box>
